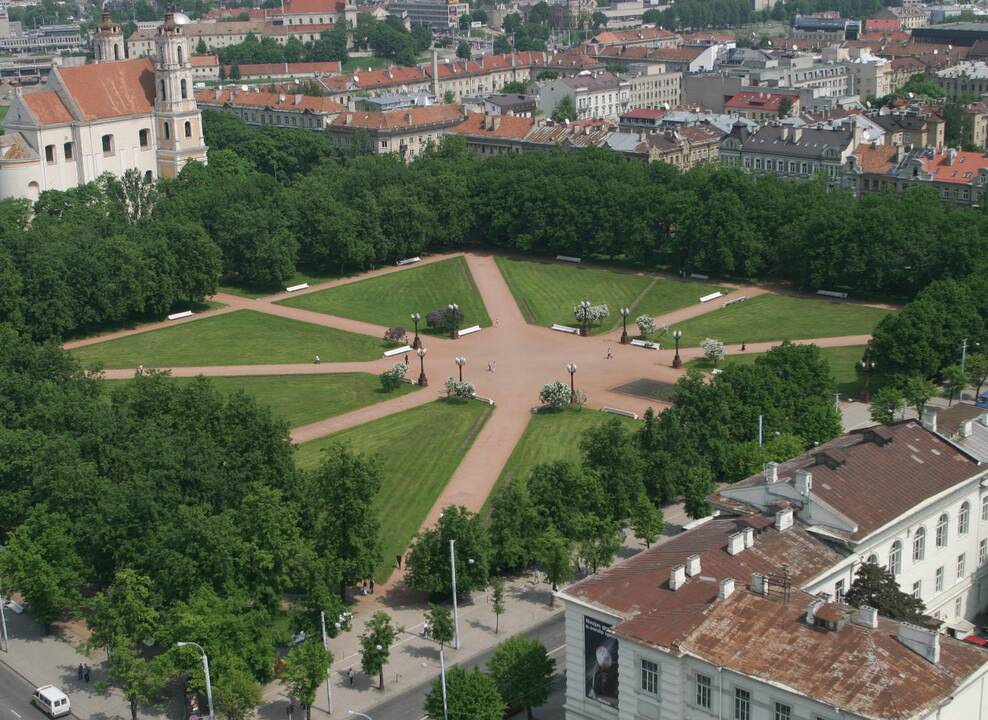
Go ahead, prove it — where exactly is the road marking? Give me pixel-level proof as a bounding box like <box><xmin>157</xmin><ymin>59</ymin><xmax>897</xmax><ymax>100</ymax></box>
<box><xmin>11</xmin><ymin>709</ymin><xmax>21</xmax><ymax>717</ymax></box>
<box><xmin>547</xmin><ymin>643</ymin><xmax>565</xmax><ymax>656</ymax></box>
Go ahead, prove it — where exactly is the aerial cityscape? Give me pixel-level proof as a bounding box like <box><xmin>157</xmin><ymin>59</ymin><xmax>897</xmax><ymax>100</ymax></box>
<box><xmin>0</xmin><ymin>0</ymin><xmax>987</xmax><ymax>717</ymax></box>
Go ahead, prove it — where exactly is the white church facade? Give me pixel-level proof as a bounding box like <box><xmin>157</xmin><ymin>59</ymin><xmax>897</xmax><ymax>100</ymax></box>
<box><xmin>0</xmin><ymin>11</ymin><xmax>207</xmax><ymax>201</ymax></box>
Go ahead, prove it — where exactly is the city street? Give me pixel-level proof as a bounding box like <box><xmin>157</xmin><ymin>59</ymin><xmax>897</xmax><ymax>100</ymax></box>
<box><xmin>0</xmin><ymin>661</ymin><xmax>71</xmax><ymax>720</ymax></box>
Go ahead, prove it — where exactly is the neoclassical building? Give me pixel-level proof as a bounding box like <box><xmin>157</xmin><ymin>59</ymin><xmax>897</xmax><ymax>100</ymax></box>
<box><xmin>0</xmin><ymin>11</ymin><xmax>207</xmax><ymax>200</ymax></box>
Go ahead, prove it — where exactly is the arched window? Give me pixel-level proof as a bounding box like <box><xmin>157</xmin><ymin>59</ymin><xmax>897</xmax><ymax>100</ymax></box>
<box><xmin>184</xmin><ymin>121</ymin><xmax>192</xmax><ymax>137</ymax></box>
<box><xmin>913</xmin><ymin>527</ymin><xmax>926</xmax><ymax>562</ymax></box>
<box><xmin>959</xmin><ymin>502</ymin><xmax>970</xmax><ymax>535</ymax></box>
<box><xmin>177</xmin><ymin>45</ymin><xmax>184</xmax><ymax>64</ymax></box>
<box><xmin>26</xmin><ymin>181</ymin><xmax>39</xmax><ymax>200</ymax></box>
<box><xmin>180</xmin><ymin>79</ymin><xmax>187</xmax><ymax>99</ymax></box>
<box><xmin>163</xmin><ymin>121</ymin><xmax>170</xmax><ymax>140</ymax></box>
<box><xmin>889</xmin><ymin>541</ymin><xmax>902</xmax><ymax>575</ymax></box>
<box><xmin>937</xmin><ymin>513</ymin><xmax>949</xmax><ymax>548</ymax></box>
<box><xmin>160</xmin><ymin>79</ymin><xmax>166</xmax><ymax>101</ymax></box>
<box><xmin>96</xmin><ymin>45</ymin><xmax>102</xmax><ymax>61</ymax></box>
<box><xmin>113</xmin><ymin>43</ymin><xmax>120</xmax><ymax>60</ymax></box>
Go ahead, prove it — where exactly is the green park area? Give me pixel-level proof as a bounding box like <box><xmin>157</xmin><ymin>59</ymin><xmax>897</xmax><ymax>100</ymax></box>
<box><xmin>674</xmin><ymin>294</ymin><xmax>892</xmax><ymax>347</ymax></box>
<box><xmin>686</xmin><ymin>344</ymin><xmax>872</xmax><ymax>399</ymax></box>
<box><xmin>296</xmin><ymin>399</ymin><xmax>493</xmax><ymax>581</ymax></box>
<box><xmin>279</xmin><ymin>257</ymin><xmax>491</xmax><ymax>333</ymax></box>
<box><xmin>495</xmin><ymin>257</ymin><xmax>724</xmax><ymax>334</ymax></box>
<box><xmin>483</xmin><ymin>406</ymin><xmax>639</xmax><ymax>514</ymax></box>
<box><xmin>73</xmin><ymin>310</ymin><xmax>391</xmax><ymax>369</ymax></box>
<box><xmin>218</xmin><ymin>268</ymin><xmax>341</xmax><ymax>299</ymax></box>
<box><xmin>112</xmin><ymin>373</ymin><xmax>418</xmax><ymax>428</ymax></box>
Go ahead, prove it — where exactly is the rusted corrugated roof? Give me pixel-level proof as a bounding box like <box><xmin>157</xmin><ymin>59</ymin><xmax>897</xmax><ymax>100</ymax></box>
<box><xmin>937</xmin><ymin>403</ymin><xmax>986</xmax><ymax>438</ymax></box>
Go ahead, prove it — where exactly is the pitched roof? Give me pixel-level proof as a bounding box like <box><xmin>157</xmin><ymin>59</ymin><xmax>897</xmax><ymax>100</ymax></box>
<box><xmin>331</xmin><ymin>104</ymin><xmax>464</xmax><ymax>130</ymax></box>
<box><xmin>195</xmin><ymin>88</ymin><xmax>345</xmax><ymax>114</ymax></box>
<box><xmin>591</xmin><ymin>27</ymin><xmax>677</xmax><ymax>45</ymax></box>
<box><xmin>282</xmin><ymin>0</ymin><xmax>346</xmax><ymax>14</ymax></box>
<box><xmin>919</xmin><ymin>148</ymin><xmax>988</xmax><ymax>184</ymax></box>
<box><xmin>740</xmin><ymin>125</ymin><xmax>854</xmax><ymax>158</ymax></box>
<box><xmin>524</xmin><ymin>120</ymin><xmax>613</xmax><ymax>146</ymax></box>
<box><xmin>682</xmin><ymin>589</ymin><xmax>988</xmax><ymax>720</ymax></box>
<box><xmin>450</xmin><ymin>111</ymin><xmax>534</xmax><ymax>139</ymax></box>
<box><xmin>725</xmin><ymin>90</ymin><xmax>787</xmax><ymax>111</ymax></box>
<box><xmin>855</xmin><ymin>143</ymin><xmax>898</xmax><ymax>173</ymax></box>
<box><xmin>565</xmin><ymin>515</ymin><xmax>843</xmax><ymax>647</ymax></box>
<box><xmin>936</xmin><ymin>403</ymin><xmax>986</xmax><ymax>437</ymax></box>
<box><xmin>728</xmin><ymin>422</ymin><xmax>982</xmax><ymax>540</ymax></box>
<box><xmin>21</xmin><ymin>90</ymin><xmax>72</xmax><ymax>125</ymax></box>
<box><xmin>55</xmin><ymin>58</ymin><xmax>155</xmax><ymax>121</ymax></box>
<box><xmin>620</xmin><ymin>108</ymin><xmax>667</xmax><ymax>120</ymax></box>
<box><xmin>224</xmin><ymin>61</ymin><xmax>341</xmax><ymax>77</ymax></box>
<box><xmin>191</xmin><ymin>54</ymin><xmax>219</xmax><ymax>67</ymax></box>
<box><xmin>560</xmin><ymin>71</ymin><xmax>624</xmax><ymax>91</ymax></box>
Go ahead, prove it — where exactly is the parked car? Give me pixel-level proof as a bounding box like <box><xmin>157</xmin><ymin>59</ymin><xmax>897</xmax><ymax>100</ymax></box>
<box><xmin>32</xmin><ymin>685</ymin><xmax>71</xmax><ymax>717</ymax></box>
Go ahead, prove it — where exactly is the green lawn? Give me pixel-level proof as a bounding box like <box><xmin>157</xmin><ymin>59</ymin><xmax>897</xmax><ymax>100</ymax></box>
<box><xmin>279</xmin><ymin>257</ymin><xmax>491</xmax><ymax>334</ymax></box>
<box><xmin>0</xmin><ymin>105</ymin><xmax>8</xmax><ymax>133</ymax></box>
<box><xmin>494</xmin><ymin>257</ymin><xmax>723</xmax><ymax>334</ymax></box>
<box><xmin>296</xmin><ymin>399</ymin><xmax>493</xmax><ymax>581</ymax></box>
<box><xmin>111</xmin><ymin>373</ymin><xmax>418</xmax><ymax>427</ymax></box>
<box><xmin>675</xmin><ymin>294</ymin><xmax>892</xmax><ymax>347</ymax></box>
<box><xmin>73</xmin><ymin>310</ymin><xmax>392</xmax><ymax>368</ymax></box>
<box><xmin>686</xmin><ymin>344</ymin><xmax>873</xmax><ymax>398</ymax></box>
<box><xmin>218</xmin><ymin>268</ymin><xmax>344</xmax><ymax>299</ymax></box>
<box><xmin>343</xmin><ymin>56</ymin><xmax>392</xmax><ymax>72</ymax></box>
<box><xmin>483</xmin><ymin>406</ymin><xmax>638</xmax><ymax>514</ymax></box>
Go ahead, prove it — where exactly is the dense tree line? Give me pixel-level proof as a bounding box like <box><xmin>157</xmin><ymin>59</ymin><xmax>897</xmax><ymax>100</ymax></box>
<box><xmin>0</xmin><ymin>327</ymin><xmax>381</xmax><ymax>715</ymax></box>
<box><xmin>216</xmin><ymin>28</ymin><xmax>350</xmax><ymax>66</ymax></box>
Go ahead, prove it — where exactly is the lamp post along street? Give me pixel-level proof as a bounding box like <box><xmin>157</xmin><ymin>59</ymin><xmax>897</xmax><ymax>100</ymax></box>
<box><xmin>417</xmin><ymin>347</ymin><xmax>428</xmax><ymax>387</ymax></box>
<box><xmin>449</xmin><ymin>540</ymin><xmax>460</xmax><ymax>650</ymax></box>
<box><xmin>177</xmin><ymin>642</ymin><xmax>215</xmax><ymax>720</ymax></box>
<box><xmin>672</xmin><ymin>329</ymin><xmax>683</xmax><ymax>369</ymax></box>
<box><xmin>0</xmin><ymin>575</ymin><xmax>8</xmax><ymax>653</ymax></box>
<box><xmin>448</xmin><ymin>303</ymin><xmax>460</xmax><ymax>340</ymax></box>
<box><xmin>320</xmin><ymin>611</ymin><xmax>333</xmax><ymax>715</ymax></box>
<box><xmin>620</xmin><ymin>307</ymin><xmax>630</xmax><ymax>344</ymax></box>
<box><xmin>758</xmin><ymin>414</ymin><xmax>763</xmax><ymax>447</ymax></box>
<box><xmin>578</xmin><ymin>300</ymin><xmax>590</xmax><ymax>337</ymax></box>
<box><xmin>567</xmin><ymin>363</ymin><xmax>577</xmax><ymax>403</ymax></box>
<box><xmin>411</xmin><ymin>313</ymin><xmax>421</xmax><ymax>350</ymax></box>
<box><xmin>439</xmin><ymin>649</ymin><xmax>450</xmax><ymax>720</ymax></box>
<box><xmin>861</xmin><ymin>351</ymin><xmax>876</xmax><ymax>402</ymax></box>
<box><xmin>455</xmin><ymin>356</ymin><xmax>466</xmax><ymax>382</ymax></box>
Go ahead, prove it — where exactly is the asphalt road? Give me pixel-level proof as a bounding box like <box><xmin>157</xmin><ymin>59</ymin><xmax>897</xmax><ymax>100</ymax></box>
<box><xmin>361</xmin><ymin>613</ymin><xmax>566</xmax><ymax>720</ymax></box>
<box><xmin>0</xmin><ymin>661</ymin><xmax>61</xmax><ymax>720</ymax></box>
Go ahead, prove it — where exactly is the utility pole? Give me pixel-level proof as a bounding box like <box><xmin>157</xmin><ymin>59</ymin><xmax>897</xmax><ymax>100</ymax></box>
<box><xmin>320</xmin><ymin>611</ymin><xmax>333</xmax><ymax>715</ymax></box>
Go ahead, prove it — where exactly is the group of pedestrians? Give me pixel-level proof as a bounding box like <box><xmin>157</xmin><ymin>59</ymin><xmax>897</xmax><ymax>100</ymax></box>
<box><xmin>76</xmin><ymin>663</ymin><xmax>91</xmax><ymax>683</ymax></box>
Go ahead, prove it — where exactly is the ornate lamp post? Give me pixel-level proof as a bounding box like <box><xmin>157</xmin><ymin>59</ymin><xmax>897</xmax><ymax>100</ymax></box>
<box><xmin>454</xmin><ymin>356</ymin><xmax>466</xmax><ymax>382</ymax></box>
<box><xmin>577</xmin><ymin>300</ymin><xmax>591</xmax><ymax>337</ymax></box>
<box><xmin>566</xmin><ymin>362</ymin><xmax>577</xmax><ymax>403</ymax></box>
<box><xmin>410</xmin><ymin>312</ymin><xmax>422</xmax><ymax>349</ymax></box>
<box><xmin>860</xmin><ymin>350</ymin><xmax>876</xmax><ymax>403</ymax></box>
<box><xmin>417</xmin><ymin>347</ymin><xmax>428</xmax><ymax>387</ymax></box>
<box><xmin>448</xmin><ymin>303</ymin><xmax>460</xmax><ymax>340</ymax></box>
<box><xmin>672</xmin><ymin>329</ymin><xmax>683</xmax><ymax>369</ymax></box>
<box><xmin>620</xmin><ymin>307</ymin><xmax>631</xmax><ymax>344</ymax></box>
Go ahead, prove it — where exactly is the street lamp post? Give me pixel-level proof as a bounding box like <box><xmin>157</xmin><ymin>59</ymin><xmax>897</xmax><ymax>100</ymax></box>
<box><xmin>672</xmin><ymin>329</ymin><xmax>683</xmax><ymax>369</ymax></box>
<box><xmin>449</xmin><ymin>540</ymin><xmax>460</xmax><ymax>650</ymax></box>
<box><xmin>417</xmin><ymin>347</ymin><xmax>428</xmax><ymax>387</ymax></box>
<box><xmin>410</xmin><ymin>313</ymin><xmax>422</xmax><ymax>350</ymax></box>
<box><xmin>176</xmin><ymin>642</ymin><xmax>215</xmax><ymax>720</ymax></box>
<box><xmin>448</xmin><ymin>303</ymin><xmax>460</xmax><ymax>340</ymax></box>
<box><xmin>620</xmin><ymin>307</ymin><xmax>630</xmax><ymax>344</ymax></box>
<box><xmin>577</xmin><ymin>300</ymin><xmax>590</xmax><ymax>337</ymax></box>
<box><xmin>0</xmin><ymin>575</ymin><xmax>8</xmax><ymax>653</ymax></box>
<box><xmin>439</xmin><ymin>649</ymin><xmax>450</xmax><ymax>720</ymax></box>
<box><xmin>320</xmin><ymin>611</ymin><xmax>333</xmax><ymax>715</ymax></box>
<box><xmin>566</xmin><ymin>363</ymin><xmax>577</xmax><ymax>403</ymax></box>
<box><xmin>454</xmin><ymin>356</ymin><xmax>466</xmax><ymax>382</ymax></box>
<box><xmin>860</xmin><ymin>351</ymin><xmax>876</xmax><ymax>403</ymax></box>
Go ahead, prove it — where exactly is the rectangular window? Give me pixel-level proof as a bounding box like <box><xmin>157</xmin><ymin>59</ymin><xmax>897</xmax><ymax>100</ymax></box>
<box><xmin>958</xmin><ymin>553</ymin><xmax>966</xmax><ymax>579</ymax></box>
<box><xmin>835</xmin><ymin>579</ymin><xmax>845</xmax><ymax>602</ymax></box>
<box><xmin>139</xmin><ymin>129</ymin><xmax>150</xmax><ymax>148</ymax></box>
<box><xmin>980</xmin><ymin>539</ymin><xmax>986</xmax><ymax>566</ymax></box>
<box><xmin>789</xmin><ymin>161</ymin><xmax>796</xmax><ymax>173</ymax></box>
<box><xmin>800</xmin><ymin>162</ymin><xmax>808</xmax><ymax>174</ymax></box>
<box><xmin>936</xmin><ymin>566</ymin><xmax>944</xmax><ymax>592</ymax></box>
<box><xmin>44</xmin><ymin>144</ymin><xmax>55</xmax><ymax>163</ymax></box>
<box><xmin>640</xmin><ymin>659</ymin><xmax>659</xmax><ymax>695</ymax></box>
<box><xmin>956</xmin><ymin>597</ymin><xmax>963</xmax><ymax>617</ymax></box>
<box><xmin>735</xmin><ymin>688</ymin><xmax>751</xmax><ymax>720</ymax></box>
<box><xmin>775</xmin><ymin>703</ymin><xmax>792</xmax><ymax>720</ymax></box>
<box><xmin>981</xmin><ymin>495</ymin><xmax>987</xmax><ymax>520</ymax></box>
<box><xmin>63</xmin><ymin>142</ymin><xmax>73</xmax><ymax>160</ymax></box>
<box><xmin>101</xmin><ymin>134</ymin><xmax>113</xmax><ymax>155</ymax></box>
<box><xmin>696</xmin><ymin>674</ymin><xmax>712</xmax><ymax>709</ymax></box>
<box><xmin>912</xmin><ymin>580</ymin><xmax>921</xmax><ymax>599</ymax></box>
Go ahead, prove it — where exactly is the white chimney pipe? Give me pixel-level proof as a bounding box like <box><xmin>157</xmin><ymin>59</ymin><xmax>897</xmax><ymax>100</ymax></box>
<box><xmin>855</xmin><ymin>605</ymin><xmax>878</xmax><ymax>629</ymax></box>
<box><xmin>719</xmin><ymin>578</ymin><xmax>735</xmax><ymax>599</ymax></box>
<box><xmin>805</xmin><ymin>597</ymin><xmax>825</xmax><ymax>625</ymax></box>
<box><xmin>775</xmin><ymin>508</ymin><xmax>794</xmax><ymax>532</ymax></box>
<box><xmin>743</xmin><ymin>527</ymin><xmax>754</xmax><ymax>548</ymax></box>
<box><xmin>898</xmin><ymin>621</ymin><xmax>940</xmax><ymax>664</ymax></box>
<box><xmin>961</xmin><ymin>420</ymin><xmax>974</xmax><ymax>438</ymax></box>
<box><xmin>727</xmin><ymin>532</ymin><xmax>745</xmax><ymax>556</ymax></box>
<box><xmin>686</xmin><ymin>554</ymin><xmax>701</xmax><ymax>577</ymax></box>
<box><xmin>795</xmin><ymin>469</ymin><xmax>812</xmax><ymax>498</ymax></box>
<box><xmin>670</xmin><ymin>564</ymin><xmax>686</xmax><ymax>590</ymax></box>
<box><xmin>921</xmin><ymin>404</ymin><xmax>939</xmax><ymax>433</ymax></box>
<box><xmin>764</xmin><ymin>461</ymin><xmax>779</xmax><ymax>484</ymax></box>
<box><xmin>751</xmin><ymin>572</ymin><xmax>769</xmax><ymax>596</ymax></box>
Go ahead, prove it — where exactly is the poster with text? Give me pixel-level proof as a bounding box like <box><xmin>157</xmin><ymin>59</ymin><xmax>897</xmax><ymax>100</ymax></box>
<box><xmin>584</xmin><ymin>616</ymin><xmax>619</xmax><ymax>707</ymax></box>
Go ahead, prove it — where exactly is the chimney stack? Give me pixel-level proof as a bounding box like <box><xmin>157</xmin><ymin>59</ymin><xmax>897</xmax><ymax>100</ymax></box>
<box><xmin>961</xmin><ymin>419</ymin><xmax>974</xmax><ymax>438</ymax></box>
<box><xmin>764</xmin><ymin>461</ymin><xmax>779</xmax><ymax>484</ymax></box>
<box><xmin>727</xmin><ymin>532</ymin><xmax>745</xmax><ymax>556</ymax></box>
<box><xmin>855</xmin><ymin>605</ymin><xmax>879</xmax><ymax>629</ymax></box>
<box><xmin>686</xmin><ymin>554</ymin><xmax>701</xmax><ymax>577</ymax></box>
<box><xmin>718</xmin><ymin>578</ymin><xmax>735</xmax><ymax>599</ymax></box>
<box><xmin>743</xmin><ymin>527</ymin><xmax>754</xmax><ymax>549</ymax></box>
<box><xmin>775</xmin><ymin>508</ymin><xmax>794</xmax><ymax>531</ymax></box>
<box><xmin>670</xmin><ymin>564</ymin><xmax>686</xmax><ymax>590</ymax></box>
<box><xmin>898</xmin><ymin>622</ymin><xmax>941</xmax><ymax>664</ymax></box>
<box><xmin>805</xmin><ymin>597</ymin><xmax>826</xmax><ymax>625</ymax></box>
<box><xmin>795</xmin><ymin>469</ymin><xmax>812</xmax><ymax>499</ymax></box>
<box><xmin>921</xmin><ymin>404</ymin><xmax>939</xmax><ymax>433</ymax></box>
<box><xmin>980</xmin><ymin>412</ymin><xmax>988</xmax><ymax>428</ymax></box>
<box><xmin>751</xmin><ymin>572</ymin><xmax>769</xmax><ymax>596</ymax></box>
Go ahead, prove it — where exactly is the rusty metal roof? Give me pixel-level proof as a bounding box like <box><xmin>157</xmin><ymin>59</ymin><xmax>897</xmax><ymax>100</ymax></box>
<box><xmin>684</xmin><ymin>589</ymin><xmax>988</xmax><ymax>720</ymax></box>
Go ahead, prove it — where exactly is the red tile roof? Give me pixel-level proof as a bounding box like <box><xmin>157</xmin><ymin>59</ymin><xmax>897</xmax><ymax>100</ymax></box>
<box><xmin>450</xmin><ymin>111</ymin><xmax>533</xmax><ymax>139</ymax></box>
<box><xmin>22</xmin><ymin>90</ymin><xmax>72</xmax><ymax>125</ymax></box>
<box><xmin>855</xmin><ymin>143</ymin><xmax>898</xmax><ymax>173</ymax></box>
<box><xmin>196</xmin><ymin>88</ymin><xmax>345</xmax><ymax>114</ymax></box>
<box><xmin>920</xmin><ymin>149</ymin><xmax>988</xmax><ymax>184</ymax></box>
<box><xmin>645</xmin><ymin>46</ymin><xmax>706</xmax><ymax>63</ymax></box>
<box><xmin>621</xmin><ymin>108</ymin><xmax>667</xmax><ymax>120</ymax></box>
<box><xmin>332</xmin><ymin>104</ymin><xmax>464</xmax><ymax>130</ymax></box>
<box><xmin>725</xmin><ymin>90</ymin><xmax>787</xmax><ymax>112</ymax></box>
<box><xmin>223</xmin><ymin>61</ymin><xmax>341</xmax><ymax>77</ymax></box>
<box><xmin>591</xmin><ymin>27</ymin><xmax>677</xmax><ymax>45</ymax></box>
<box><xmin>191</xmin><ymin>54</ymin><xmax>219</xmax><ymax>67</ymax></box>
<box><xmin>56</xmin><ymin>58</ymin><xmax>155</xmax><ymax>121</ymax></box>
<box><xmin>282</xmin><ymin>0</ymin><xmax>346</xmax><ymax>14</ymax></box>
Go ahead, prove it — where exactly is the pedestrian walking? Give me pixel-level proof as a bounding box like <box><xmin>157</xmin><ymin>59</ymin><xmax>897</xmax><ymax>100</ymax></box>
<box><xmin>361</xmin><ymin>580</ymin><xmax>369</xmax><ymax>596</ymax></box>
<box><xmin>84</xmin><ymin>665</ymin><xmax>91</xmax><ymax>683</ymax></box>
<box><xmin>495</xmin><ymin>318</ymin><xmax>499</xmax><ymax>328</ymax></box>
<box><xmin>404</xmin><ymin>353</ymin><xmax>409</xmax><ymax>365</ymax></box>
<box><xmin>77</xmin><ymin>663</ymin><xmax>84</xmax><ymax>681</ymax></box>
<box><xmin>606</xmin><ymin>347</ymin><xmax>613</xmax><ymax>359</ymax></box>
<box><xmin>487</xmin><ymin>361</ymin><xmax>492</xmax><ymax>372</ymax></box>
<box><xmin>348</xmin><ymin>668</ymin><xmax>355</xmax><ymax>686</ymax></box>
<box><xmin>396</xmin><ymin>554</ymin><xmax>402</xmax><ymax>569</ymax></box>
<box><xmin>136</xmin><ymin>364</ymin><xmax>144</xmax><ymax>376</ymax></box>
<box><xmin>314</xmin><ymin>355</ymin><xmax>321</xmax><ymax>364</ymax></box>
<box><xmin>741</xmin><ymin>342</ymin><xmax>746</xmax><ymax>351</ymax></box>
<box><xmin>492</xmin><ymin>360</ymin><xmax>496</xmax><ymax>374</ymax></box>
<box><xmin>369</xmin><ymin>579</ymin><xmax>375</xmax><ymax>594</ymax></box>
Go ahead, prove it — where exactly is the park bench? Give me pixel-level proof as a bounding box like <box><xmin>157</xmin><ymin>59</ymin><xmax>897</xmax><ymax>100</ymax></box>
<box><xmin>551</xmin><ymin>324</ymin><xmax>580</xmax><ymax>334</ymax></box>
<box><xmin>473</xmin><ymin>394</ymin><xmax>496</xmax><ymax>406</ymax></box>
<box><xmin>383</xmin><ymin>344</ymin><xmax>412</xmax><ymax>358</ymax></box>
<box><xmin>723</xmin><ymin>296</ymin><xmax>747</xmax><ymax>307</ymax></box>
<box><xmin>285</xmin><ymin>283</ymin><xmax>309</xmax><ymax>292</ymax></box>
<box><xmin>690</xmin><ymin>273</ymin><xmax>710</xmax><ymax>280</ymax></box>
<box><xmin>167</xmin><ymin>310</ymin><xmax>193</xmax><ymax>321</ymax></box>
<box><xmin>603</xmin><ymin>407</ymin><xmax>639</xmax><ymax>420</ymax></box>
<box><xmin>710</xmin><ymin>368</ymin><xmax>723</xmax><ymax>375</ymax></box>
<box><xmin>699</xmin><ymin>291</ymin><xmax>723</xmax><ymax>303</ymax></box>
<box><xmin>817</xmin><ymin>289</ymin><xmax>848</xmax><ymax>299</ymax></box>
<box><xmin>459</xmin><ymin>325</ymin><xmax>481</xmax><ymax>336</ymax></box>
<box><xmin>556</xmin><ymin>255</ymin><xmax>582</xmax><ymax>263</ymax></box>
<box><xmin>396</xmin><ymin>257</ymin><xmax>421</xmax><ymax>266</ymax></box>
<box><xmin>630</xmin><ymin>339</ymin><xmax>659</xmax><ymax>350</ymax></box>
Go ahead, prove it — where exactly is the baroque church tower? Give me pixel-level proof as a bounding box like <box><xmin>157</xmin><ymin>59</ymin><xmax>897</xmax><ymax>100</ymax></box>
<box><xmin>153</xmin><ymin>12</ymin><xmax>207</xmax><ymax>178</ymax></box>
<box><xmin>93</xmin><ymin>10</ymin><xmax>124</xmax><ymax>63</ymax></box>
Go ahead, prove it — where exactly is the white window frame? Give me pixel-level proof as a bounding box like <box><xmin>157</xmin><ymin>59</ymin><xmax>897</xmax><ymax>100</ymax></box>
<box><xmin>913</xmin><ymin>527</ymin><xmax>925</xmax><ymax>562</ymax></box>
<box><xmin>937</xmin><ymin>514</ymin><xmax>949</xmax><ymax>548</ymax></box>
<box><xmin>640</xmin><ymin>658</ymin><xmax>659</xmax><ymax>696</ymax></box>
<box><xmin>936</xmin><ymin>566</ymin><xmax>944</xmax><ymax>592</ymax></box>
<box><xmin>734</xmin><ymin>687</ymin><xmax>751</xmax><ymax>720</ymax></box>
<box><xmin>958</xmin><ymin>553</ymin><xmax>966</xmax><ymax>580</ymax></box>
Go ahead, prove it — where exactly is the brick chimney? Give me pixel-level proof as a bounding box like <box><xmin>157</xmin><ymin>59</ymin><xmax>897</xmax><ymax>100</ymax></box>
<box><xmin>686</xmin><ymin>554</ymin><xmax>701</xmax><ymax>576</ymax></box>
<box><xmin>670</xmin><ymin>564</ymin><xmax>686</xmax><ymax>590</ymax></box>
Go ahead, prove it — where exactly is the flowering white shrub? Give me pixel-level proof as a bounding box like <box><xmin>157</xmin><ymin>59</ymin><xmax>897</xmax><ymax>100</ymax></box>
<box><xmin>539</xmin><ymin>380</ymin><xmax>571</xmax><ymax>408</ymax></box>
<box><xmin>701</xmin><ymin>338</ymin><xmax>726</xmax><ymax>366</ymax></box>
<box><xmin>444</xmin><ymin>377</ymin><xmax>476</xmax><ymax>399</ymax></box>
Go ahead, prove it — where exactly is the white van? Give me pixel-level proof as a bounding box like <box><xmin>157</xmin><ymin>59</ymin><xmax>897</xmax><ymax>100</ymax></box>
<box><xmin>32</xmin><ymin>685</ymin><xmax>70</xmax><ymax>717</ymax></box>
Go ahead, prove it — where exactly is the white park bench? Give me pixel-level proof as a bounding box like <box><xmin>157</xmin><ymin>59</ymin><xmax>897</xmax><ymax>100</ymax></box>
<box><xmin>551</xmin><ymin>324</ymin><xmax>580</xmax><ymax>334</ymax></box>
<box><xmin>723</xmin><ymin>296</ymin><xmax>747</xmax><ymax>307</ymax></box>
<box><xmin>690</xmin><ymin>273</ymin><xmax>710</xmax><ymax>280</ymax></box>
<box><xmin>396</xmin><ymin>257</ymin><xmax>421</xmax><ymax>266</ymax></box>
<box><xmin>710</xmin><ymin>368</ymin><xmax>723</xmax><ymax>375</ymax></box>
<box><xmin>556</xmin><ymin>255</ymin><xmax>582</xmax><ymax>263</ymax></box>
<box><xmin>473</xmin><ymin>394</ymin><xmax>496</xmax><ymax>406</ymax></box>
<box><xmin>603</xmin><ymin>407</ymin><xmax>639</xmax><ymax>420</ymax></box>
<box><xmin>383</xmin><ymin>344</ymin><xmax>412</xmax><ymax>358</ymax></box>
<box><xmin>630</xmin><ymin>339</ymin><xmax>659</xmax><ymax>350</ymax></box>
<box><xmin>167</xmin><ymin>310</ymin><xmax>193</xmax><ymax>321</ymax></box>
<box><xmin>699</xmin><ymin>291</ymin><xmax>724</xmax><ymax>303</ymax></box>
<box><xmin>459</xmin><ymin>325</ymin><xmax>481</xmax><ymax>336</ymax></box>
<box><xmin>817</xmin><ymin>289</ymin><xmax>849</xmax><ymax>299</ymax></box>
<box><xmin>285</xmin><ymin>283</ymin><xmax>310</xmax><ymax>292</ymax></box>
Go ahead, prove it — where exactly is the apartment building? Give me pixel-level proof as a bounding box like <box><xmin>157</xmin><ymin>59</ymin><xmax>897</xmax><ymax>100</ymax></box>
<box><xmin>327</xmin><ymin>104</ymin><xmax>464</xmax><ymax>160</ymax></box>
<box><xmin>539</xmin><ymin>72</ymin><xmax>631</xmax><ymax>120</ymax></box>
<box><xmin>720</xmin><ymin>122</ymin><xmax>857</xmax><ymax>184</ymax></box>
<box><xmin>194</xmin><ymin>88</ymin><xmax>345</xmax><ymax>130</ymax></box>
<box><xmin>937</xmin><ymin>61</ymin><xmax>988</xmax><ymax>100</ymax></box>
<box><xmin>624</xmin><ymin>64</ymin><xmax>681</xmax><ymax>110</ymax></box>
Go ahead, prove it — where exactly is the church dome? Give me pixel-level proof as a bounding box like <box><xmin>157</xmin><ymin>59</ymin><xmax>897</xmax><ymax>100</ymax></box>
<box><xmin>172</xmin><ymin>12</ymin><xmax>192</xmax><ymax>24</ymax></box>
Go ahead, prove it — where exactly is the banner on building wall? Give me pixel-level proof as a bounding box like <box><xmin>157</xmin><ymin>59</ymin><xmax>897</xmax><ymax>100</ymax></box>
<box><xmin>584</xmin><ymin>616</ymin><xmax>619</xmax><ymax>707</ymax></box>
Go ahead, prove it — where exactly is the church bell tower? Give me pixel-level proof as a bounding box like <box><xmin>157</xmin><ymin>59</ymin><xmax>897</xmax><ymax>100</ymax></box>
<box><xmin>94</xmin><ymin>10</ymin><xmax>124</xmax><ymax>63</ymax></box>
